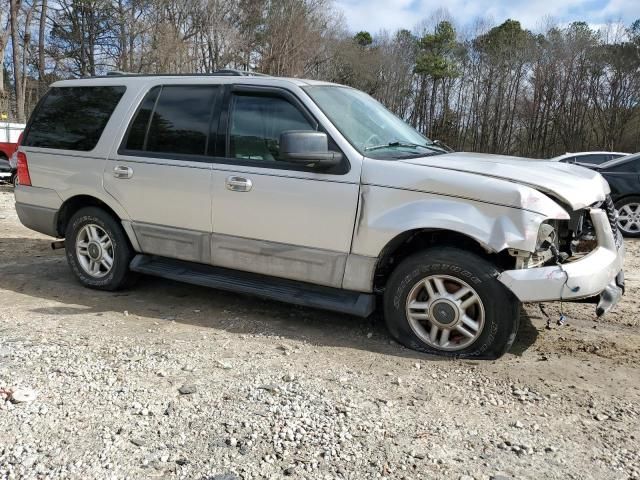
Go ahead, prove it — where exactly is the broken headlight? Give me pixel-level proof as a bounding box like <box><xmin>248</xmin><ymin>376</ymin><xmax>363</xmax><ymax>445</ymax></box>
<box><xmin>509</xmin><ymin>221</ymin><xmax>560</xmax><ymax>268</ymax></box>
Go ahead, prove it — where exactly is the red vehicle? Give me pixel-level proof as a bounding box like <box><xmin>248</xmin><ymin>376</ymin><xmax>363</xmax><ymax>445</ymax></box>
<box><xmin>0</xmin><ymin>123</ymin><xmax>25</xmax><ymax>185</ymax></box>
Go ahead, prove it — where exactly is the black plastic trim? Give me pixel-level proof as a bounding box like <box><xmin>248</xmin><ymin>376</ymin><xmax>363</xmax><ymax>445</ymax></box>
<box><xmin>129</xmin><ymin>254</ymin><xmax>376</xmax><ymax>317</ymax></box>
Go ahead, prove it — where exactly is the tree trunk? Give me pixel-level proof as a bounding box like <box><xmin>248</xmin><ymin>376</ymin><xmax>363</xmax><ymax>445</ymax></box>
<box><xmin>10</xmin><ymin>0</ymin><xmax>25</xmax><ymax>122</ymax></box>
<box><xmin>38</xmin><ymin>0</ymin><xmax>47</xmax><ymax>82</ymax></box>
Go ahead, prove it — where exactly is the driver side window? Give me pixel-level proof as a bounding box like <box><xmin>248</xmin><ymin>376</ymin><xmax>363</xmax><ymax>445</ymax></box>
<box><xmin>229</xmin><ymin>94</ymin><xmax>314</xmax><ymax>162</ymax></box>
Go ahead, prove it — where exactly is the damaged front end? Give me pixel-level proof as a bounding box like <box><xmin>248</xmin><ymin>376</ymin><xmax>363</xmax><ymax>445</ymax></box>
<box><xmin>498</xmin><ymin>195</ymin><xmax>625</xmax><ymax>317</ymax></box>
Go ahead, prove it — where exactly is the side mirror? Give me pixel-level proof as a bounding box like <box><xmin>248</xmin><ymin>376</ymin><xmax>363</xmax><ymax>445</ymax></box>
<box><xmin>279</xmin><ymin>131</ymin><xmax>342</xmax><ymax>169</ymax></box>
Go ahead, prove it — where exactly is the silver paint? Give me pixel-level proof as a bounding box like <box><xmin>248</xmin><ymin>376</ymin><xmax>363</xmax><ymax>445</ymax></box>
<box><xmin>14</xmin><ymin>75</ymin><xmax>624</xmax><ymax>306</ymax></box>
<box><xmin>211</xmin><ymin>233</ymin><xmax>347</xmax><ymax>288</ymax></box>
<box><xmin>498</xmin><ymin>209</ymin><xmax>624</xmax><ymax>301</ymax></box>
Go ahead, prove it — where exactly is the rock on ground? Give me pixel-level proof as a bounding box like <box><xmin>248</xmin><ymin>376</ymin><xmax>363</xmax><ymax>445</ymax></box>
<box><xmin>0</xmin><ymin>186</ymin><xmax>639</xmax><ymax>479</ymax></box>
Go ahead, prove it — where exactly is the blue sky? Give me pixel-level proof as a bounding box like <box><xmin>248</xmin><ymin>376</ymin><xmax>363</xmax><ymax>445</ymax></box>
<box><xmin>334</xmin><ymin>0</ymin><xmax>640</xmax><ymax>34</ymax></box>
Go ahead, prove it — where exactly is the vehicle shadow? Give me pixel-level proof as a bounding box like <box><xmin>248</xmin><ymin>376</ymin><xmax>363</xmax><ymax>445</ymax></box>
<box><xmin>0</xmin><ymin>237</ymin><xmax>538</xmax><ymax>360</ymax></box>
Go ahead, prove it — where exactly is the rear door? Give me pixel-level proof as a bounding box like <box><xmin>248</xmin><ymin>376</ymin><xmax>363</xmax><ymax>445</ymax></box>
<box><xmin>104</xmin><ymin>83</ymin><xmax>222</xmax><ymax>263</ymax></box>
<box><xmin>209</xmin><ymin>85</ymin><xmax>361</xmax><ymax>288</ymax></box>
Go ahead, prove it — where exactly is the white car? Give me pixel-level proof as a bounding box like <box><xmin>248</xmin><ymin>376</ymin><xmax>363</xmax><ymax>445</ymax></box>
<box><xmin>13</xmin><ymin>72</ymin><xmax>625</xmax><ymax>359</ymax></box>
<box><xmin>550</xmin><ymin>151</ymin><xmax>628</xmax><ymax>166</ymax></box>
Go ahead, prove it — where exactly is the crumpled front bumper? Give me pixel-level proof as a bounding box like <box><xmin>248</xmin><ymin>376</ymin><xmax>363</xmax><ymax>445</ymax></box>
<box><xmin>498</xmin><ymin>208</ymin><xmax>625</xmax><ymax>315</ymax></box>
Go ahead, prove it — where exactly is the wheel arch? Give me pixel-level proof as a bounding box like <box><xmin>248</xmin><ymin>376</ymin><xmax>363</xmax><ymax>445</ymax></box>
<box><xmin>372</xmin><ymin>228</ymin><xmax>515</xmax><ymax>291</ymax></box>
<box><xmin>612</xmin><ymin>193</ymin><xmax>640</xmax><ymax>205</ymax></box>
<box><xmin>55</xmin><ymin>194</ymin><xmax>140</xmax><ymax>251</ymax></box>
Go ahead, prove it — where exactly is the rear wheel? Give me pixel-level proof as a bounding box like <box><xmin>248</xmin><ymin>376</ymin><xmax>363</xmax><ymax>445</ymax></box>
<box><xmin>383</xmin><ymin>248</ymin><xmax>520</xmax><ymax>359</ymax></box>
<box><xmin>615</xmin><ymin>196</ymin><xmax>640</xmax><ymax>238</ymax></box>
<box><xmin>65</xmin><ymin>207</ymin><xmax>135</xmax><ymax>290</ymax></box>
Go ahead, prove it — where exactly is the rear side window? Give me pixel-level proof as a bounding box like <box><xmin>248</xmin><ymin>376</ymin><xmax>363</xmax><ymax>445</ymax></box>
<box><xmin>575</xmin><ymin>154</ymin><xmax>608</xmax><ymax>165</ymax></box>
<box><xmin>24</xmin><ymin>86</ymin><xmax>126</xmax><ymax>151</ymax></box>
<box><xmin>125</xmin><ymin>86</ymin><xmax>160</xmax><ymax>151</ymax></box>
<box><xmin>122</xmin><ymin>85</ymin><xmax>219</xmax><ymax>157</ymax></box>
<box><xmin>607</xmin><ymin>159</ymin><xmax>640</xmax><ymax>173</ymax></box>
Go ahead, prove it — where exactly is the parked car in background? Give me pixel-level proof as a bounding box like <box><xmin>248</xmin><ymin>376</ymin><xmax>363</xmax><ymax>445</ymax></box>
<box><xmin>586</xmin><ymin>153</ymin><xmax>640</xmax><ymax>238</ymax></box>
<box><xmin>0</xmin><ymin>122</ymin><xmax>26</xmax><ymax>185</ymax></box>
<box><xmin>0</xmin><ymin>153</ymin><xmax>12</xmax><ymax>184</ymax></box>
<box><xmin>550</xmin><ymin>151</ymin><xmax>628</xmax><ymax>166</ymax></box>
<box><xmin>7</xmin><ymin>133</ymin><xmax>24</xmax><ymax>186</ymax></box>
<box><xmin>13</xmin><ymin>73</ymin><xmax>625</xmax><ymax>359</ymax></box>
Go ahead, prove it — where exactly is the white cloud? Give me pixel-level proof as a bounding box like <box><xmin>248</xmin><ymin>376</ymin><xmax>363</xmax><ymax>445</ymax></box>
<box><xmin>334</xmin><ymin>0</ymin><xmax>640</xmax><ymax>35</ymax></box>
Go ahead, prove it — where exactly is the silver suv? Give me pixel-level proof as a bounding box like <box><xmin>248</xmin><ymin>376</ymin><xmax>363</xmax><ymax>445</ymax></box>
<box><xmin>14</xmin><ymin>73</ymin><xmax>625</xmax><ymax>359</ymax></box>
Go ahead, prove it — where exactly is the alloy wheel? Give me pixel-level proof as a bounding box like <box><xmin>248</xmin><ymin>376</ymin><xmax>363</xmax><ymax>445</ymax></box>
<box><xmin>76</xmin><ymin>224</ymin><xmax>114</xmax><ymax>278</ymax></box>
<box><xmin>617</xmin><ymin>202</ymin><xmax>640</xmax><ymax>235</ymax></box>
<box><xmin>405</xmin><ymin>274</ymin><xmax>485</xmax><ymax>351</ymax></box>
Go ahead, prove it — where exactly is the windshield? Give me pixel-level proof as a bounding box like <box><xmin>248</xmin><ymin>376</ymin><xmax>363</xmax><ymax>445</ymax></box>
<box><xmin>304</xmin><ymin>85</ymin><xmax>446</xmax><ymax>159</ymax></box>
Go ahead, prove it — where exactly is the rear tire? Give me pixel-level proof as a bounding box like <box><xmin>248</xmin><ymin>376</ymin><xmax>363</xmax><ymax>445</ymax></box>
<box><xmin>65</xmin><ymin>207</ymin><xmax>135</xmax><ymax>290</ymax></box>
<box><xmin>383</xmin><ymin>248</ymin><xmax>520</xmax><ymax>359</ymax></box>
<box><xmin>614</xmin><ymin>196</ymin><xmax>640</xmax><ymax>238</ymax></box>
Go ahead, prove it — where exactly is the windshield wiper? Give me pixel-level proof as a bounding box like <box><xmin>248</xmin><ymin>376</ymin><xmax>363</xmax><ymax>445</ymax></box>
<box><xmin>364</xmin><ymin>141</ymin><xmax>444</xmax><ymax>153</ymax></box>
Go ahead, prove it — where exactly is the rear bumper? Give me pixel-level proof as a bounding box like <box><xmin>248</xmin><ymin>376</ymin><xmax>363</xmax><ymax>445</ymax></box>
<box><xmin>15</xmin><ymin>202</ymin><xmax>59</xmax><ymax>237</ymax></box>
<box><xmin>498</xmin><ymin>209</ymin><xmax>624</xmax><ymax>310</ymax></box>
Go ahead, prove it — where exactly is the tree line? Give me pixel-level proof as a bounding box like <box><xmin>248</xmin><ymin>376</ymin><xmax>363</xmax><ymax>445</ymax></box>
<box><xmin>2</xmin><ymin>0</ymin><xmax>639</xmax><ymax>158</ymax></box>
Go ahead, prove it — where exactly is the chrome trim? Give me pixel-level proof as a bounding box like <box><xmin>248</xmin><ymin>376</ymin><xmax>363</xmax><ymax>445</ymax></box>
<box><xmin>225</xmin><ymin>176</ymin><xmax>252</xmax><ymax>192</ymax></box>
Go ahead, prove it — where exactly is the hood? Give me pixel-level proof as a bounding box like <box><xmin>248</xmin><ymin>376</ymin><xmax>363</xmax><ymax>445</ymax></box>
<box><xmin>400</xmin><ymin>152</ymin><xmax>609</xmax><ymax>210</ymax></box>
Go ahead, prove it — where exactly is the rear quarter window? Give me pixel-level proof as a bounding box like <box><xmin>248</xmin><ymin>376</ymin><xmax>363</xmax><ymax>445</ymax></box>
<box><xmin>23</xmin><ymin>86</ymin><xmax>126</xmax><ymax>151</ymax></box>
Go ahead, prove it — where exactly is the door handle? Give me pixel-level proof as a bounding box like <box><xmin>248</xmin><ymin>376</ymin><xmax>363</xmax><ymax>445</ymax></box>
<box><xmin>225</xmin><ymin>176</ymin><xmax>252</xmax><ymax>192</ymax></box>
<box><xmin>113</xmin><ymin>165</ymin><xmax>133</xmax><ymax>179</ymax></box>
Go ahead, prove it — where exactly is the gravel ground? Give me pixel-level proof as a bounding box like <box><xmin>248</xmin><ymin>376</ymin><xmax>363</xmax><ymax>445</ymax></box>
<box><xmin>0</xmin><ymin>185</ymin><xmax>639</xmax><ymax>480</ymax></box>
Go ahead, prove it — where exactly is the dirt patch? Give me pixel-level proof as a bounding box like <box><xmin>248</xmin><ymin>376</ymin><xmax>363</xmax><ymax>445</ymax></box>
<box><xmin>1</xmin><ymin>188</ymin><xmax>638</xmax><ymax>479</ymax></box>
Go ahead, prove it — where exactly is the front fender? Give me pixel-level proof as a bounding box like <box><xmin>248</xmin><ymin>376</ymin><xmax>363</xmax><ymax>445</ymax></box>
<box><xmin>351</xmin><ymin>185</ymin><xmax>550</xmax><ymax>257</ymax></box>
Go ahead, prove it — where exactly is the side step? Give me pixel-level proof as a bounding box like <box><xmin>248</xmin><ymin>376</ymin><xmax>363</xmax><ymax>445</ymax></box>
<box><xmin>129</xmin><ymin>255</ymin><xmax>376</xmax><ymax>317</ymax></box>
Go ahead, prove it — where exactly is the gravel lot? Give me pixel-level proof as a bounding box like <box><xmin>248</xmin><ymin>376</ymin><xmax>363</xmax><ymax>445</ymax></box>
<box><xmin>1</xmin><ymin>185</ymin><xmax>639</xmax><ymax>480</ymax></box>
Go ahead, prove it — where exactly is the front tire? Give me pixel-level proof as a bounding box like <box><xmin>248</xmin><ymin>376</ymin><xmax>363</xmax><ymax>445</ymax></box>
<box><xmin>615</xmin><ymin>196</ymin><xmax>640</xmax><ymax>238</ymax></box>
<box><xmin>65</xmin><ymin>207</ymin><xmax>135</xmax><ymax>290</ymax></box>
<box><xmin>383</xmin><ymin>248</ymin><xmax>520</xmax><ymax>359</ymax></box>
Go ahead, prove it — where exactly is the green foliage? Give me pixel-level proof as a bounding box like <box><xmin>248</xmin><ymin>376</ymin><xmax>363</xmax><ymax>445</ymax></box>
<box><xmin>474</xmin><ymin>19</ymin><xmax>535</xmax><ymax>63</ymax></box>
<box><xmin>415</xmin><ymin>21</ymin><xmax>459</xmax><ymax>79</ymax></box>
<box><xmin>353</xmin><ymin>31</ymin><xmax>373</xmax><ymax>47</ymax></box>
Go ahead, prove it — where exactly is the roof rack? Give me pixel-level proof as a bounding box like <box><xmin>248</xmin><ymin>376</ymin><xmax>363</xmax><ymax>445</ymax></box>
<box><xmin>212</xmin><ymin>69</ymin><xmax>269</xmax><ymax>77</ymax></box>
<box><xmin>105</xmin><ymin>70</ymin><xmax>139</xmax><ymax>76</ymax></box>
<box><xmin>101</xmin><ymin>69</ymin><xmax>269</xmax><ymax>78</ymax></box>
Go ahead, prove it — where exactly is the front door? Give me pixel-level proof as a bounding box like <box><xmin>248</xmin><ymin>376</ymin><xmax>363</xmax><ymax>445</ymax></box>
<box><xmin>104</xmin><ymin>83</ymin><xmax>221</xmax><ymax>263</ymax></box>
<box><xmin>210</xmin><ymin>86</ymin><xmax>360</xmax><ymax>288</ymax></box>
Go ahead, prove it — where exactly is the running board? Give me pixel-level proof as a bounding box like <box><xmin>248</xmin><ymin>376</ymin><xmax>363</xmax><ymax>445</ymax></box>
<box><xmin>129</xmin><ymin>255</ymin><xmax>376</xmax><ymax>317</ymax></box>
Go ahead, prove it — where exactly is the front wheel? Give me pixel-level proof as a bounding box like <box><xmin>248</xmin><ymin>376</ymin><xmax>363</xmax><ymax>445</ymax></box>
<box><xmin>383</xmin><ymin>248</ymin><xmax>520</xmax><ymax>359</ymax></box>
<box><xmin>65</xmin><ymin>207</ymin><xmax>135</xmax><ymax>290</ymax></box>
<box><xmin>615</xmin><ymin>196</ymin><xmax>640</xmax><ymax>238</ymax></box>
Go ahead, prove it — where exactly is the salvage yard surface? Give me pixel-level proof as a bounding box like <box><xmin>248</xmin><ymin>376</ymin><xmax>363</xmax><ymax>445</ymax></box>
<box><xmin>0</xmin><ymin>185</ymin><xmax>639</xmax><ymax>480</ymax></box>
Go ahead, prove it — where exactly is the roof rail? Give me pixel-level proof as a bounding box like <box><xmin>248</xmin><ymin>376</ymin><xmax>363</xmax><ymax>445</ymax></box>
<box><xmin>105</xmin><ymin>70</ymin><xmax>140</xmax><ymax>76</ymax></box>
<box><xmin>211</xmin><ymin>69</ymin><xmax>269</xmax><ymax>77</ymax></box>
<box><xmin>91</xmin><ymin>70</ymin><xmax>271</xmax><ymax>79</ymax></box>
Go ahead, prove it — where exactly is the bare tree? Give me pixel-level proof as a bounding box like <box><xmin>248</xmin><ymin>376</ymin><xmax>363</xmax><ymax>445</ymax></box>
<box><xmin>9</xmin><ymin>0</ymin><xmax>25</xmax><ymax>122</ymax></box>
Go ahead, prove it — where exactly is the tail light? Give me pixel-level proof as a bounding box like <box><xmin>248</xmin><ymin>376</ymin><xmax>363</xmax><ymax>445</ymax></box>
<box><xmin>16</xmin><ymin>151</ymin><xmax>32</xmax><ymax>186</ymax></box>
